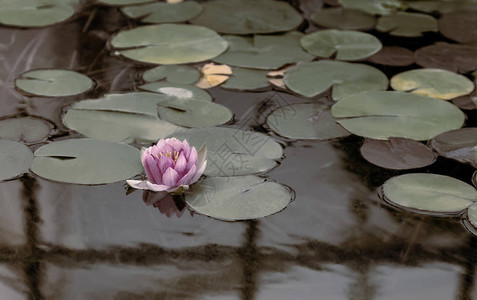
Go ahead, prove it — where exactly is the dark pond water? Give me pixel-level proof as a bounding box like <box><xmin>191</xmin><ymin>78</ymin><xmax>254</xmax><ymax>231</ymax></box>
<box><xmin>1</xmin><ymin>1</ymin><xmax>477</xmax><ymax>299</ymax></box>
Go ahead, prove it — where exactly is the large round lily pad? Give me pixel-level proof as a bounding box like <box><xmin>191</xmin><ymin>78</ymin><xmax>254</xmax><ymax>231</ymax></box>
<box><xmin>110</xmin><ymin>24</ymin><xmax>228</xmax><ymax>65</ymax></box>
<box><xmin>221</xmin><ymin>67</ymin><xmax>270</xmax><ymax>90</ymax></box>
<box><xmin>429</xmin><ymin>128</ymin><xmax>477</xmax><ymax>168</ymax></box>
<box><xmin>408</xmin><ymin>1</ymin><xmax>477</xmax><ymax>14</ymax></box>
<box><xmin>415</xmin><ymin>43</ymin><xmax>477</xmax><ymax>74</ymax></box>
<box><xmin>15</xmin><ymin>69</ymin><xmax>94</xmax><ymax>97</ymax></box>
<box><xmin>171</xmin><ymin>127</ymin><xmax>283</xmax><ymax>176</ymax></box>
<box><xmin>0</xmin><ymin>140</ymin><xmax>33</xmax><ymax>181</ymax></box>
<box><xmin>439</xmin><ymin>11</ymin><xmax>477</xmax><ymax>44</ymax></box>
<box><xmin>189</xmin><ymin>0</ymin><xmax>303</xmax><ymax>34</ymax></box>
<box><xmin>360</xmin><ymin>138</ymin><xmax>436</xmax><ymax>170</ymax></box>
<box><xmin>138</xmin><ymin>82</ymin><xmax>212</xmax><ymax>101</ymax></box>
<box><xmin>284</xmin><ymin>60</ymin><xmax>388</xmax><ymax>100</ymax></box>
<box><xmin>0</xmin><ymin>0</ymin><xmax>77</xmax><ymax>28</ymax></box>
<box><xmin>310</xmin><ymin>8</ymin><xmax>376</xmax><ymax>30</ymax></box>
<box><xmin>391</xmin><ymin>68</ymin><xmax>474</xmax><ymax>100</ymax></box>
<box><xmin>376</xmin><ymin>12</ymin><xmax>437</xmax><ymax>37</ymax></box>
<box><xmin>63</xmin><ymin>93</ymin><xmax>184</xmax><ymax>143</ymax></box>
<box><xmin>0</xmin><ymin>117</ymin><xmax>53</xmax><ymax>144</ymax></box>
<box><xmin>367</xmin><ymin>46</ymin><xmax>415</xmax><ymax>66</ymax></box>
<box><xmin>213</xmin><ymin>33</ymin><xmax>314</xmax><ymax>70</ymax></box>
<box><xmin>338</xmin><ymin>0</ymin><xmax>405</xmax><ymax>15</ymax></box>
<box><xmin>157</xmin><ymin>99</ymin><xmax>233</xmax><ymax>127</ymax></box>
<box><xmin>381</xmin><ymin>173</ymin><xmax>477</xmax><ymax>215</ymax></box>
<box><xmin>331</xmin><ymin>91</ymin><xmax>465</xmax><ymax>141</ymax></box>
<box><xmin>121</xmin><ymin>1</ymin><xmax>202</xmax><ymax>23</ymax></box>
<box><xmin>184</xmin><ymin>175</ymin><xmax>293</xmax><ymax>221</ymax></box>
<box><xmin>266</xmin><ymin>103</ymin><xmax>350</xmax><ymax>140</ymax></box>
<box><xmin>31</xmin><ymin>138</ymin><xmax>143</xmax><ymax>185</ymax></box>
<box><xmin>142</xmin><ymin>65</ymin><xmax>200</xmax><ymax>84</ymax></box>
<box><xmin>301</xmin><ymin>29</ymin><xmax>382</xmax><ymax>61</ymax></box>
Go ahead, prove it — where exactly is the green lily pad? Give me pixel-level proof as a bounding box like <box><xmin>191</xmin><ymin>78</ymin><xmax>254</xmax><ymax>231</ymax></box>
<box><xmin>439</xmin><ymin>11</ymin><xmax>477</xmax><ymax>44</ymax></box>
<box><xmin>391</xmin><ymin>68</ymin><xmax>474</xmax><ymax>100</ymax></box>
<box><xmin>213</xmin><ymin>33</ymin><xmax>314</xmax><ymax>70</ymax></box>
<box><xmin>221</xmin><ymin>67</ymin><xmax>270</xmax><ymax>90</ymax></box>
<box><xmin>266</xmin><ymin>103</ymin><xmax>350</xmax><ymax>140</ymax></box>
<box><xmin>464</xmin><ymin>201</ymin><xmax>477</xmax><ymax>235</ymax></box>
<box><xmin>0</xmin><ymin>117</ymin><xmax>53</xmax><ymax>144</ymax></box>
<box><xmin>121</xmin><ymin>1</ymin><xmax>202</xmax><ymax>23</ymax></box>
<box><xmin>142</xmin><ymin>65</ymin><xmax>200</xmax><ymax>84</ymax></box>
<box><xmin>0</xmin><ymin>140</ymin><xmax>33</xmax><ymax>181</ymax></box>
<box><xmin>284</xmin><ymin>60</ymin><xmax>388</xmax><ymax>100</ymax></box>
<box><xmin>300</xmin><ymin>29</ymin><xmax>382</xmax><ymax>61</ymax></box>
<box><xmin>189</xmin><ymin>0</ymin><xmax>303</xmax><ymax>34</ymax></box>
<box><xmin>367</xmin><ymin>46</ymin><xmax>415</xmax><ymax>66</ymax></box>
<box><xmin>376</xmin><ymin>12</ymin><xmax>438</xmax><ymax>37</ymax></box>
<box><xmin>97</xmin><ymin>0</ymin><xmax>155</xmax><ymax>6</ymax></box>
<box><xmin>0</xmin><ymin>0</ymin><xmax>77</xmax><ymax>28</ymax></box>
<box><xmin>157</xmin><ymin>99</ymin><xmax>233</xmax><ymax>127</ymax></box>
<box><xmin>310</xmin><ymin>8</ymin><xmax>376</xmax><ymax>30</ymax></box>
<box><xmin>429</xmin><ymin>128</ymin><xmax>477</xmax><ymax>168</ymax></box>
<box><xmin>110</xmin><ymin>24</ymin><xmax>228</xmax><ymax>65</ymax></box>
<box><xmin>184</xmin><ymin>175</ymin><xmax>293</xmax><ymax>221</ymax></box>
<box><xmin>415</xmin><ymin>43</ymin><xmax>477</xmax><ymax>74</ymax></box>
<box><xmin>331</xmin><ymin>91</ymin><xmax>465</xmax><ymax>141</ymax></box>
<box><xmin>15</xmin><ymin>69</ymin><xmax>94</xmax><ymax>97</ymax></box>
<box><xmin>31</xmin><ymin>138</ymin><xmax>143</xmax><ymax>185</ymax></box>
<box><xmin>63</xmin><ymin>92</ymin><xmax>184</xmax><ymax>143</ymax></box>
<box><xmin>171</xmin><ymin>127</ymin><xmax>283</xmax><ymax>176</ymax></box>
<box><xmin>338</xmin><ymin>0</ymin><xmax>405</xmax><ymax>15</ymax></box>
<box><xmin>408</xmin><ymin>1</ymin><xmax>477</xmax><ymax>14</ymax></box>
<box><xmin>360</xmin><ymin>138</ymin><xmax>436</xmax><ymax>170</ymax></box>
<box><xmin>381</xmin><ymin>173</ymin><xmax>477</xmax><ymax>215</ymax></box>
<box><xmin>138</xmin><ymin>82</ymin><xmax>212</xmax><ymax>101</ymax></box>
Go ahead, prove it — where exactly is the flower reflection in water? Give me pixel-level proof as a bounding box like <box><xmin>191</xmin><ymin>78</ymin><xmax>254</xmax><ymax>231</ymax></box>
<box><xmin>142</xmin><ymin>190</ymin><xmax>192</xmax><ymax>218</ymax></box>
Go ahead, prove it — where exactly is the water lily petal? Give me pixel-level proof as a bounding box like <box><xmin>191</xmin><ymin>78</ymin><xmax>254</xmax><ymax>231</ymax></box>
<box><xmin>159</xmin><ymin>155</ymin><xmax>174</xmax><ymax>174</ymax></box>
<box><xmin>197</xmin><ymin>144</ymin><xmax>207</xmax><ymax>169</ymax></box>
<box><xmin>126</xmin><ymin>180</ymin><xmax>150</xmax><ymax>190</ymax></box>
<box><xmin>168</xmin><ymin>138</ymin><xmax>183</xmax><ymax>152</ymax></box>
<box><xmin>183</xmin><ymin>139</ymin><xmax>191</xmax><ymax>158</ymax></box>
<box><xmin>163</xmin><ymin>167</ymin><xmax>180</xmax><ymax>187</ymax></box>
<box><xmin>143</xmin><ymin>154</ymin><xmax>162</xmax><ymax>184</ymax></box>
<box><xmin>191</xmin><ymin>160</ymin><xmax>206</xmax><ymax>183</ymax></box>
<box><xmin>146</xmin><ymin>181</ymin><xmax>172</xmax><ymax>192</ymax></box>
<box><xmin>186</xmin><ymin>147</ymin><xmax>198</xmax><ymax>169</ymax></box>
<box><xmin>177</xmin><ymin>165</ymin><xmax>196</xmax><ymax>186</ymax></box>
<box><xmin>174</xmin><ymin>152</ymin><xmax>187</xmax><ymax>175</ymax></box>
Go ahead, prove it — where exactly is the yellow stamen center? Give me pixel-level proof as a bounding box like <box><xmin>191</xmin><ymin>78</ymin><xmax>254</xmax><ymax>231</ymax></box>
<box><xmin>155</xmin><ymin>150</ymin><xmax>180</xmax><ymax>163</ymax></box>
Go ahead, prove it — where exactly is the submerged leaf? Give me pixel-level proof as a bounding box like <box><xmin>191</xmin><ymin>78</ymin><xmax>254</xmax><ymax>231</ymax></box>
<box><xmin>121</xmin><ymin>1</ymin><xmax>202</xmax><ymax>23</ymax></box>
<box><xmin>429</xmin><ymin>128</ymin><xmax>477</xmax><ymax>168</ymax></box>
<box><xmin>0</xmin><ymin>140</ymin><xmax>33</xmax><ymax>181</ymax></box>
<box><xmin>439</xmin><ymin>11</ymin><xmax>477</xmax><ymax>44</ymax></box>
<box><xmin>415</xmin><ymin>43</ymin><xmax>477</xmax><ymax>74</ymax></box>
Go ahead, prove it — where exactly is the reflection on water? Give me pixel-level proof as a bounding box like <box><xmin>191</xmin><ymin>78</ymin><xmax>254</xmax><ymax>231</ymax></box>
<box><xmin>0</xmin><ymin>2</ymin><xmax>475</xmax><ymax>300</ymax></box>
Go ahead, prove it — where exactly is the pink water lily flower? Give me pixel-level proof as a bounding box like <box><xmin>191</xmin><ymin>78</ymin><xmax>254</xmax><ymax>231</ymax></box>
<box><xmin>127</xmin><ymin>138</ymin><xmax>206</xmax><ymax>194</ymax></box>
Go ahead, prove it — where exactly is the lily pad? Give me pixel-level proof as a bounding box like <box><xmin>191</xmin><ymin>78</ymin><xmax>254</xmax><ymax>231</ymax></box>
<box><xmin>221</xmin><ymin>67</ymin><xmax>270</xmax><ymax>91</ymax></box>
<box><xmin>0</xmin><ymin>117</ymin><xmax>53</xmax><ymax>144</ymax></box>
<box><xmin>31</xmin><ymin>138</ymin><xmax>143</xmax><ymax>185</ymax></box>
<box><xmin>464</xmin><ymin>201</ymin><xmax>477</xmax><ymax>235</ymax></box>
<box><xmin>284</xmin><ymin>60</ymin><xmax>388</xmax><ymax>100</ymax></box>
<box><xmin>415</xmin><ymin>43</ymin><xmax>477</xmax><ymax>74</ymax></box>
<box><xmin>338</xmin><ymin>0</ymin><xmax>405</xmax><ymax>15</ymax></box>
<box><xmin>157</xmin><ymin>99</ymin><xmax>233</xmax><ymax>127</ymax></box>
<box><xmin>0</xmin><ymin>140</ymin><xmax>33</xmax><ymax>181</ymax></box>
<box><xmin>300</xmin><ymin>29</ymin><xmax>382</xmax><ymax>61</ymax></box>
<box><xmin>184</xmin><ymin>175</ymin><xmax>293</xmax><ymax>221</ymax></box>
<box><xmin>439</xmin><ymin>11</ymin><xmax>477</xmax><ymax>44</ymax></box>
<box><xmin>452</xmin><ymin>95</ymin><xmax>477</xmax><ymax>110</ymax></box>
<box><xmin>0</xmin><ymin>0</ymin><xmax>77</xmax><ymax>28</ymax></box>
<box><xmin>213</xmin><ymin>33</ymin><xmax>314</xmax><ymax>70</ymax></box>
<box><xmin>310</xmin><ymin>8</ymin><xmax>376</xmax><ymax>30</ymax></box>
<box><xmin>429</xmin><ymin>128</ymin><xmax>477</xmax><ymax>168</ymax></box>
<box><xmin>15</xmin><ymin>69</ymin><xmax>94</xmax><ymax>97</ymax></box>
<box><xmin>391</xmin><ymin>68</ymin><xmax>474</xmax><ymax>100</ymax></box>
<box><xmin>97</xmin><ymin>0</ymin><xmax>155</xmax><ymax>6</ymax></box>
<box><xmin>360</xmin><ymin>138</ymin><xmax>436</xmax><ymax>170</ymax></box>
<box><xmin>138</xmin><ymin>82</ymin><xmax>212</xmax><ymax>101</ymax></box>
<box><xmin>408</xmin><ymin>1</ymin><xmax>477</xmax><ymax>14</ymax></box>
<box><xmin>376</xmin><ymin>12</ymin><xmax>437</xmax><ymax>37</ymax></box>
<box><xmin>171</xmin><ymin>127</ymin><xmax>283</xmax><ymax>176</ymax></box>
<box><xmin>266</xmin><ymin>103</ymin><xmax>350</xmax><ymax>140</ymax></box>
<box><xmin>142</xmin><ymin>65</ymin><xmax>200</xmax><ymax>84</ymax></box>
<box><xmin>110</xmin><ymin>24</ymin><xmax>228</xmax><ymax>65</ymax></box>
<box><xmin>189</xmin><ymin>0</ymin><xmax>303</xmax><ymax>34</ymax></box>
<box><xmin>367</xmin><ymin>46</ymin><xmax>415</xmax><ymax>66</ymax></box>
<box><xmin>121</xmin><ymin>1</ymin><xmax>202</xmax><ymax>23</ymax></box>
<box><xmin>381</xmin><ymin>173</ymin><xmax>477</xmax><ymax>215</ymax></box>
<box><xmin>195</xmin><ymin>63</ymin><xmax>232</xmax><ymax>89</ymax></box>
<box><xmin>331</xmin><ymin>91</ymin><xmax>465</xmax><ymax>141</ymax></box>
<box><xmin>63</xmin><ymin>93</ymin><xmax>184</xmax><ymax>143</ymax></box>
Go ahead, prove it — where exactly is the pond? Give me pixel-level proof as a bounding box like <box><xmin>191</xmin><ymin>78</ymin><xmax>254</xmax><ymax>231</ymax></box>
<box><xmin>0</xmin><ymin>0</ymin><xmax>477</xmax><ymax>299</ymax></box>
